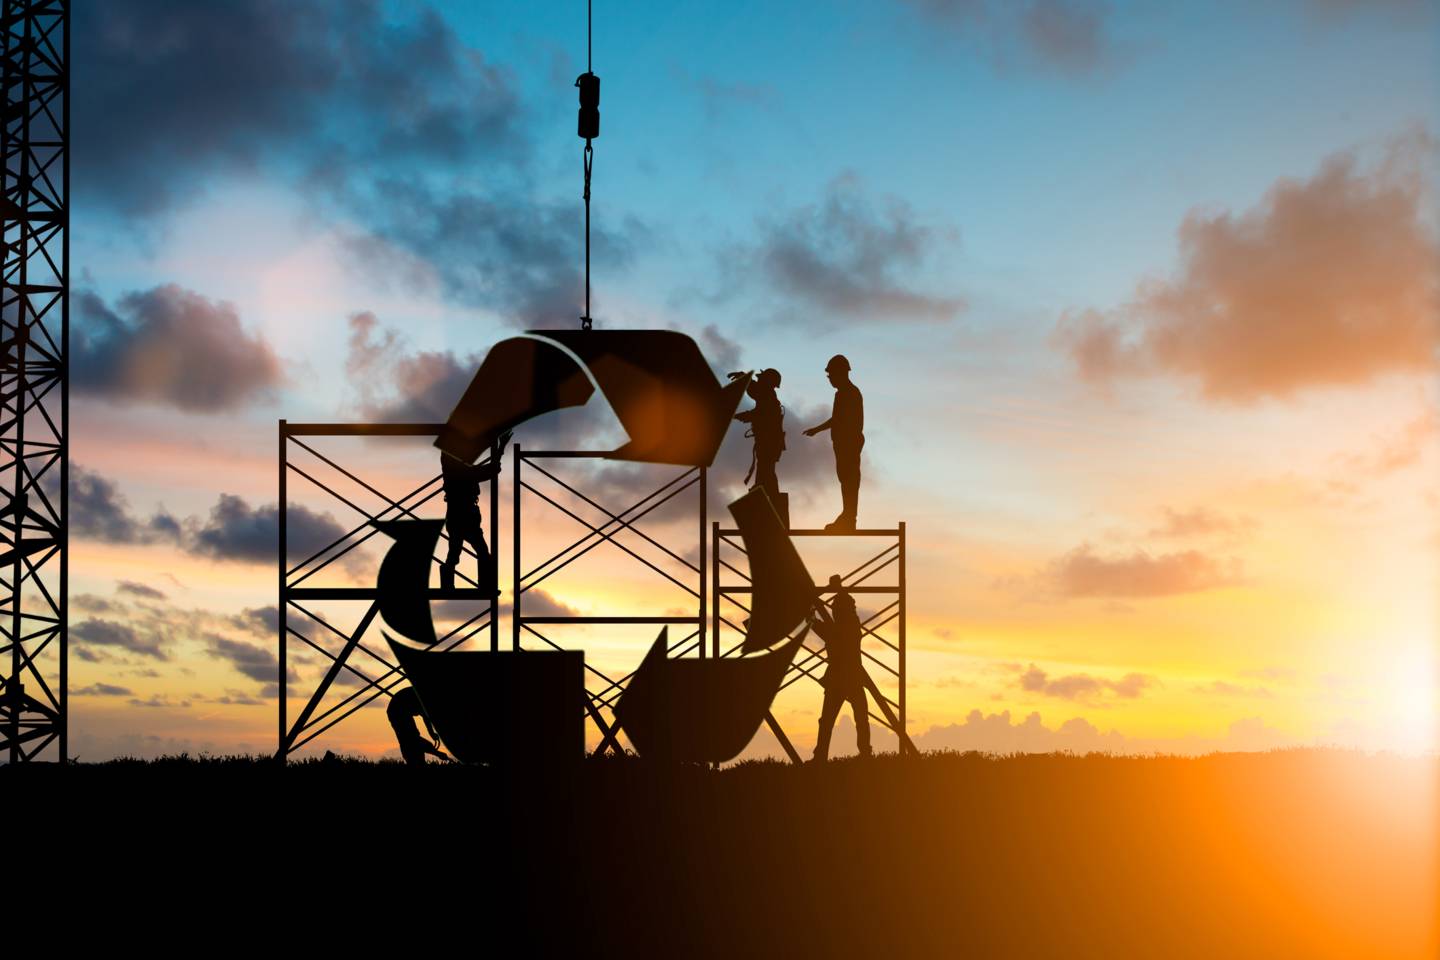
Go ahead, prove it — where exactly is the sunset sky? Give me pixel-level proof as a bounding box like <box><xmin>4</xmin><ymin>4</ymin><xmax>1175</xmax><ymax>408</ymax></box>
<box><xmin>62</xmin><ymin>0</ymin><xmax>1437</xmax><ymax>760</ymax></box>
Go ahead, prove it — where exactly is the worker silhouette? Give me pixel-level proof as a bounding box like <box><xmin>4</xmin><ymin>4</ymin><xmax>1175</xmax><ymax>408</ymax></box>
<box><xmin>440</xmin><ymin>429</ymin><xmax>510</xmax><ymax>591</ymax></box>
<box><xmin>803</xmin><ymin>354</ymin><xmax>864</xmax><ymax>532</ymax></box>
<box><xmin>387</xmin><ymin>686</ymin><xmax>445</xmax><ymax>765</ymax></box>
<box><xmin>811</xmin><ymin>575</ymin><xmax>871</xmax><ymax>762</ymax></box>
<box><xmin>732</xmin><ymin>368</ymin><xmax>787</xmax><ymax>524</ymax></box>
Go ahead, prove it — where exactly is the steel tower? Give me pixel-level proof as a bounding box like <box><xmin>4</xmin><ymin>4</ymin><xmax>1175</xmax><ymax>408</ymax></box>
<box><xmin>0</xmin><ymin>0</ymin><xmax>66</xmax><ymax>763</ymax></box>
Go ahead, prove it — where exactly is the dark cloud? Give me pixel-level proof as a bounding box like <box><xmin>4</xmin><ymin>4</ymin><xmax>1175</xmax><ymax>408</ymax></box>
<box><xmin>63</xmin><ymin>464</ymin><xmax>352</xmax><ymax>569</ymax></box>
<box><xmin>1041</xmin><ymin>544</ymin><xmax>1242</xmax><ymax>598</ymax></box>
<box><xmin>75</xmin><ymin>0</ymin><xmax>523</xmax><ymax>217</ymax></box>
<box><xmin>128</xmin><ymin>695</ymin><xmax>192</xmax><ymax>709</ymax></box>
<box><xmin>337</xmin><ymin>182</ymin><xmax>646</xmax><ymax>326</ymax></box>
<box><xmin>72</xmin><ymin>618</ymin><xmax>168</xmax><ymax>661</ymax></box>
<box><xmin>189</xmin><ymin>495</ymin><xmax>351</xmax><ymax>566</ymax></box>
<box><xmin>64</xmin><ymin>464</ymin><xmax>180</xmax><ymax>545</ymax></box>
<box><xmin>1054</xmin><ymin>139</ymin><xmax>1439</xmax><ymax>401</ymax></box>
<box><xmin>74</xmin><ymin>286</ymin><xmax>283</xmax><ymax>413</ymax></box>
<box><xmin>1019</xmin><ymin>663</ymin><xmax>1155</xmax><ymax>700</ymax></box>
<box><xmin>721</xmin><ymin>175</ymin><xmax>963</xmax><ymax>328</ymax></box>
<box><xmin>116</xmin><ymin>580</ymin><xmax>168</xmax><ymax>601</ymax></box>
<box><xmin>73</xmin><ymin>682</ymin><xmax>135</xmax><ymax>697</ymax></box>
<box><xmin>900</xmin><ymin>0</ymin><xmax>1119</xmax><ymax>76</ymax></box>
<box><xmin>205</xmin><ymin>634</ymin><xmax>290</xmax><ymax>689</ymax></box>
<box><xmin>230</xmin><ymin>606</ymin><xmax>280</xmax><ymax>638</ymax></box>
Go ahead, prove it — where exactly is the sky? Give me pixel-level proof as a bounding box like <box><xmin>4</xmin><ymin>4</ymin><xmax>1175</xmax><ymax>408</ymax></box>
<box><xmin>56</xmin><ymin>0</ymin><xmax>1438</xmax><ymax>761</ymax></box>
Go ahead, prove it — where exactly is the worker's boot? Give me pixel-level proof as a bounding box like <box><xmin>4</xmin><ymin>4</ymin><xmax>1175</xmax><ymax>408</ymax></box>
<box><xmin>439</xmin><ymin>562</ymin><xmax>456</xmax><ymax>590</ymax></box>
<box><xmin>824</xmin><ymin>514</ymin><xmax>856</xmax><ymax>534</ymax></box>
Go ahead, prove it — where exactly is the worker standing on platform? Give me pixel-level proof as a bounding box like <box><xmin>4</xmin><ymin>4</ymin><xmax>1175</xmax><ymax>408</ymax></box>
<box><xmin>439</xmin><ymin>429</ymin><xmax>511</xmax><ymax>591</ymax></box>
<box><xmin>803</xmin><ymin>354</ymin><xmax>864</xmax><ymax>532</ymax></box>
<box><xmin>733</xmin><ymin>368</ymin><xmax>787</xmax><ymax>522</ymax></box>
<box><xmin>812</xmin><ymin>575</ymin><xmax>871</xmax><ymax>762</ymax></box>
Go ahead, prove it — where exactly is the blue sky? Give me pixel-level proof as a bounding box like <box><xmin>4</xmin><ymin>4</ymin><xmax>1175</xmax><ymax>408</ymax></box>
<box><xmin>59</xmin><ymin>0</ymin><xmax>1438</xmax><ymax>759</ymax></box>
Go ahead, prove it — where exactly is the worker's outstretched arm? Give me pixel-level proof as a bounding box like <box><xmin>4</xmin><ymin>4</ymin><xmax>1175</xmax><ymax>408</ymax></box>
<box><xmin>803</xmin><ymin>417</ymin><xmax>832</xmax><ymax>437</ymax></box>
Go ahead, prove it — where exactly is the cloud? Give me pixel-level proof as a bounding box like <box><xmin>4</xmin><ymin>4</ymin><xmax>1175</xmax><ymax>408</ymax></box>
<box><xmin>230</xmin><ymin>606</ymin><xmax>280</xmax><ymax>638</ymax></box>
<box><xmin>188</xmin><ymin>495</ymin><xmax>352</xmax><ymax>566</ymax></box>
<box><xmin>75</xmin><ymin>0</ymin><xmax>524</xmax><ymax>217</ymax></box>
<box><xmin>914</xmin><ymin>708</ymin><xmax>1295</xmax><ymax>755</ymax></box>
<box><xmin>1149</xmin><ymin>506</ymin><xmax>1258</xmax><ymax>540</ymax></box>
<box><xmin>73</xmin><ymin>682</ymin><xmax>135</xmax><ymax>697</ymax></box>
<box><xmin>1302</xmin><ymin>0</ymin><xmax>1436</xmax><ymax>23</ymax></box>
<box><xmin>335</xmin><ymin>181</ymin><xmax>646</xmax><ymax>326</ymax></box>
<box><xmin>128</xmin><ymin>695</ymin><xmax>192</xmax><ymax>709</ymax></box>
<box><xmin>719</xmin><ymin>175</ymin><xmax>964</xmax><ymax>328</ymax></box>
<box><xmin>74</xmin><ymin>286</ymin><xmax>284</xmax><ymax>412</ymax></box>
<box><xmin>900</xmin><ymin>0</ymin><xmax>1119</xmax><ymax>77</ymax></box>
<box><xmin>1054</xmin><ymin>138</ymin><xmax>1440</xmax><ymax>401</ymax></box>
<box><xmin>1336</xmin><ymin>412</ymin><xmax>1439</xmax><ymax>476</ymax></box>
<box><xmin>1019</xmin><ymin>663</ymin><xmax>1156</xmax><ymax>700</ymax></box>
<box><xmin>64</xmin><ymin>464</ymin><xmax>181</xmax><ymax>545</ymax></box>
<box><xmin>1040</xmin><ymin>543</ymin><xmax>1242</xmax><ymax>598</ymax></box>
<box><xmin>63</xmin><ymin>465</ymin><xmax>353</xmax><ymax>569</ymax></box>
<box><xmin>344</xmin><ymin>312</ymin><xmax>481</xmax><ymax>422</ymax></box>
<box><xmin>116</xmin><ymin>580</ymin><xmax>168</xmax><ymax>601</ymax></box>
<box><xmin>205</xmin><ymin>634</ymin><xmax>292</xmax><ymax>691</ymax></box>
<box><xmin>72</xmin><ymin>618</ymin><xmax>168</xmax><ymax>661</ymax></box>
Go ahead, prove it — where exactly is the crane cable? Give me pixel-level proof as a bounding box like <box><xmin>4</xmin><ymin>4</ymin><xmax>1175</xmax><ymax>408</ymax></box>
<box><xmin>577</xmin><ymin>0</ymin><xmax>599</xmax><ymax>330</ymax></box>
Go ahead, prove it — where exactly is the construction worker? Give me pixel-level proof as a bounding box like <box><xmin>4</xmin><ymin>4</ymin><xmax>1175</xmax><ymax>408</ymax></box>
<box><xmin>440</xmin><ymin>429</ymin><xmax>511</xmax><ymax>591</ymax></box>
<box><xmin>811</xmin><ymin>575</ymin><xmax>871</xmax><ymax>762</ymax></box>
<box><xmin>387</xmin><ymin>686</ymin><xmax>443</xmax><ymax>766</ymax></box>
<box><xmin>803</xmin><ymin>354</ymin><xmax>864</xmax><ymax>532</ymax></box>
<box><xmin>733</xmin><ymin>368</ymin><xmax>786</xmax><ymax>522</ymax></box>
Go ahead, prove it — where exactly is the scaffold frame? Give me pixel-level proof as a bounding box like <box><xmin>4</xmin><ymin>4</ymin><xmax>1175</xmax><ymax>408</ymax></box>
<box><xmin>276</xmin><ymin>422</ymin><xmax>500</xmax><ymax>758</ymax></box>
<box><xmin>511</xmin><ymin>445</ymin><xmax>707</xmax><ymax>755</ymax></box>
<box><xmin>713</xmin><ymin>522</ymin><xmax>912</xmax><ymax>761</ymax></box>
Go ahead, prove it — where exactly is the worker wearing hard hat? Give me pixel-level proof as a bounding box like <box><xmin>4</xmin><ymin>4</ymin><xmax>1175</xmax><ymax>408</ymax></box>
<box><xmin>733</xmin><ymin>367</ymin><xmax>787</xmax><ymax>524</ymax></box>
<box><xmin>803</xmin><ymin>354</ymin><xmax>864</xmax><ymax>533</ymax></box>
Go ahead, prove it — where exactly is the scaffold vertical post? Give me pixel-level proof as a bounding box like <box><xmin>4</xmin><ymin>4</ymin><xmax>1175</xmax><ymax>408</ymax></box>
<box><xmin>711</xmin><ymin>520</ymin><xmax>720</xmax><ymax>658</ymax></box>
<box><xmin>512</xmin><ymin>443</ymin><xmax>521</xmax><ymax>651</ymax></box>
<box><xmin>899</xmin><ymin>520</ymin><xmax>907</xmax><ymax>739</ymax></box>
<box><xmin>699</xmin><ymin>467</ymin><xmax>707</xmax><ymax>658</ymax></box>
<box><xmin>278</xmin><ymin>419</ymin><xmax>287</xmax><ymax>755</ymax></box>
<box><xmin>490</xmin><ymin>438</ymin><xmax>500</xmax><ymax>652</ymax></box>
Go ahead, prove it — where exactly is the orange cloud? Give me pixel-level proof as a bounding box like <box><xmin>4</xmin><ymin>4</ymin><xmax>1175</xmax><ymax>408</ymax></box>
<box><xmin>1044</xmin><ymin>543</ymin><xmax>1241</xmax><ymax>598</ymax></box>
<box><xmin>1055</xmin><ymin>136</ymin><xmax>1439</xmax><ymax>401</ymax></box>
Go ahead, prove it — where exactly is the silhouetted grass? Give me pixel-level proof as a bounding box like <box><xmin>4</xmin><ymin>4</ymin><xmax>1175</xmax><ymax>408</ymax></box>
<box><xmin>9</xmin><ymin>749</ymin><xmax>1434</xmax><ymax>957</ymax></box>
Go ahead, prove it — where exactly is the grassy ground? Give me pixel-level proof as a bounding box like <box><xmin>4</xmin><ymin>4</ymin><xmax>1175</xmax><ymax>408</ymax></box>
<box><xmin>9</xmin><ymin>749</ymin><xmax>1435</xmax><ymax>957</ymax></box>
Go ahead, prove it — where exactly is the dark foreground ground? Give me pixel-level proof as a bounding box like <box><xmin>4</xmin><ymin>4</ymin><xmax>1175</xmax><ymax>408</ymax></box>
<box><xmin>9</xmin><ymin>750</ymin><xmax>1436</xmax><ymax>957</ymax></box>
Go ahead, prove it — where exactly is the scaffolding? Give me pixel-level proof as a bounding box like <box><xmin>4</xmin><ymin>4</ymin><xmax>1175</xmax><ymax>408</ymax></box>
<box><xmin>276</xmin><ymin>425</ymin><xmax>911</xmax><ymax>762</ymax></box>
<box><xmin>712</xmin><ymin>522</ymin><xmax>911</xmax><ymax>762</ymax></box>
<box><xmin>510</xmin><ymin>445</ymin><xmax>707</xmax><ymax>755</ymax></box>
<box><xmin>1</xmin><ymin>0</ymin><xmax>66</xmax><ymax>763</ymax></box>
<box><xmin>276</xmin><ymin>422</ymin><xmax>500</xmax><ymax>758</ymax></box>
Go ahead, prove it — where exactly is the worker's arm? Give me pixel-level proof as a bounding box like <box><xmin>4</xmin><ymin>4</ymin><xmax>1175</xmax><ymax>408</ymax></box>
<box><xmin>734</xmin><ymin>408</ymin><xmax>756</xmax><ymax>423</ymax></box>
<box><xmin>467</xmin><ymin>430</ymin><xmax>513</xmax><ymax>482</ymax></box>
<box><xmin>803</xmin><ymin>417</ymin><xmax>832</xmax><ymax>437</ymax></box>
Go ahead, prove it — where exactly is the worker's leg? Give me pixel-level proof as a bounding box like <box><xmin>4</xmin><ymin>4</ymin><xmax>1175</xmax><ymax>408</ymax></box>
<box><xmin>466</xmin><ymin>527</ymin><xmax>493</xmax><ymax>593</ymax></box>
<box><xmin>441</xmin><ymin>508</ymin><xmax>465</xmax><ymax>589</ymax></box>
<box><xmin>387</xmin><ymin>688</ymin><xmax>429</xmax><ymax>766</ymax></box>
<box><xmin>813</xmin><ymin>685</ymin><xmax>843</xmax><ymax>762</ymax></box>
<box><xmin>833</xmin><ymin>441</ymin><xmax>861</xmax><ymax>529</ymax></box>
<box><xmin>850</xmin><ymin>687</ymin><xmax>872</xmax><ymax>758</ymax></box>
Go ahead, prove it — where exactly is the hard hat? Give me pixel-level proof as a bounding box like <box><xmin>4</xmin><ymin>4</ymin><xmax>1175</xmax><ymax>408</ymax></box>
<box><xmin>825</xmin><ymin>354</ymin><xmax>851</xmax><ymax>374</ymax></box>
<box><xmin>757</xmin><ymin>368</ymin><xmax>782</xmax><ymax>389</ymax></box>
<box><xmin>828</xmin><ymin>574</ymin><xmax>843</xmax><ymax>590</ymax></box>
